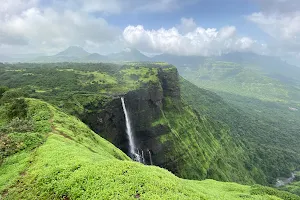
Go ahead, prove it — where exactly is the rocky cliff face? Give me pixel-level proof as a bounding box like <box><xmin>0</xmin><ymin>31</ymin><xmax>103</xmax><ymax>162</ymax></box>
<box><xmin>80</xmin><ymin>67</ymin><xmax>180</xmax><ymax>166</ymax></box>
<box><xmin>123</xmin><ymin>68</ymin><xmax>181</xmax><ymax>166</ymax></box>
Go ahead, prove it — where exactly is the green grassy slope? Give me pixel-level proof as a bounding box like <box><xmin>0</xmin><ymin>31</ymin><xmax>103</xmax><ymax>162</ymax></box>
<box><xmin>152</xmin><ymin>96</ymin><xmax>259</xmax><ymax>184</ymax></box>
<box><xmin>0</xmin><ymin>98</ymin><xmax>299</xmax><ymax>200</ymax></box>
<box><xmin>180</xmin><ymin>78</ymin><xmax>300</xmax><ymax>185</ymax></box>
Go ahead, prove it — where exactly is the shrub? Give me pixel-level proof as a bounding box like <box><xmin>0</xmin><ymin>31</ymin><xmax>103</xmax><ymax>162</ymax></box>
<box><xmin>0</xmin><ymin>88</ymin><xmax>28</xmax><ymax>104</ymax></box>
<box><xmin>0</xmin><ymin>86</ymin><xmax>9</xmax><ymax>99</ymax></box>
<box><xmin>0</xmin><ymin>118</ymin><xmax>35</xmax><ymax>134</ymax></box>
<box><xmin>7</xmin><ymin>98</ymin><xmax>28</xmax><ymax>120</ymax></box>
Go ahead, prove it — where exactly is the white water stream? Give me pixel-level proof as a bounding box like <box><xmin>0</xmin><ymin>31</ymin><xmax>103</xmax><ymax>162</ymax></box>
<box><xmin>121</xmin><ymin>97</ymin><xmax>142</xmax><ymax>163</ymax></box>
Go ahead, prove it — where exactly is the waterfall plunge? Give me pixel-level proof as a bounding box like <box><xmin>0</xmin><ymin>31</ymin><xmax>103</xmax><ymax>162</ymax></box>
<box><xmin>121</xmin><ymin>97</ymin><xmax>142</xmax><ymax>163</ymax></box>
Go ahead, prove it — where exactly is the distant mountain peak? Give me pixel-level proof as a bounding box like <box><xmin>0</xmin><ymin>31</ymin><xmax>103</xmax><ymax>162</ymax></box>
<box><xmin>56</xmin><ymin>46</ymin><xmax>90</xmax><ymax>57</ymax></box>
<box><xmin>108</xmin><ymin>48</ymin><xmax>149</xmax><ymax>61</ymax></box>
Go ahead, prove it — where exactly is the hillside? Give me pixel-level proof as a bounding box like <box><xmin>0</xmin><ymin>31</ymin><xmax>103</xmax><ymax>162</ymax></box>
<box><xmin>180</xmin><ymin>78</ymin><xmax>300</xmax><ymax>184</ymax></box>
<box><xmin>0</xmin><ymin>63</ymin><xmax>256</xmax><ymax>183</ymax></box>
<box><xmin>179</xmin><ymin>60</ymin><xmax>300</xmax><ymax>104</ymax></box>
<box><xmin>0</xmin><ymin>62</ymin><xmax>299</xmax><ymax>188</ymax></box>
<box><xmin>1</xmin><ymin>98</ymin><xmax>299</xmax><ymax>199</ymax></box>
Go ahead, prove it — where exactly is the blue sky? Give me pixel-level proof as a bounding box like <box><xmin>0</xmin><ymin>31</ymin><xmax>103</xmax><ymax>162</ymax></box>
<box><xmin>107</xmin><ymin>0</ymin><xmax>258</xmax><ymax>28</ymax></box>
<box><xmin>1</xmin><ymin>0</ymin><xmax>300</xmax><ymax>64</ymax></box>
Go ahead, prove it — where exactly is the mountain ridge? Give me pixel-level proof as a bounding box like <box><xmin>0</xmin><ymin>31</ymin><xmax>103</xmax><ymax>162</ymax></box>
<box><xmin>55</xmin><ymin>46</ymin><xmax>91</xmax><ymax>57</ymax></box>
<box><xmin>3</xmin><ymin>45</ymin><xmax>300</xmax><ymax>74</ymax></box>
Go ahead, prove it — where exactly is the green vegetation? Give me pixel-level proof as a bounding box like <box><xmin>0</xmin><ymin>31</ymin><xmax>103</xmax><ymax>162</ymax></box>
<box><xmin>152</xmin><ymin>96</ymin><xmax>258</xmax><ymax>184</ymax></box>
<box><xmin>0</xmin><ymin>62</ymin><xmax>299</xmax><ymax>196</ymax></box>
<box><xmin>180</xmin><ymin>60</ymin><xmax>300</xmax><ymax>104</ymax></box>
<box><xmin>0</xmin><ymin>98</ymin><xmax>298</xmax><ymax>199</ymax></box>
<box><xmin>180</xmin><ymin>78</ymin><xmax>300</xmax><ymax>185</ymax></box>
<box><xmin>0</xmin><ymin>63</ymin><xmax>171</xmax><ymax>116</ymax></box>
<box><xmin>176</xmin><ymin>55</ymin><xmax>300</xmax><ymax>193</ymax></box>
<box><xmin>279</xmin><ymin>172</ymin><xmax>300</xmax><ymax>196</ymax></box>
<box><xmin>0</xmin><ymin>86</ymin><xmax>8</xmax><ymax>99</ymax></box>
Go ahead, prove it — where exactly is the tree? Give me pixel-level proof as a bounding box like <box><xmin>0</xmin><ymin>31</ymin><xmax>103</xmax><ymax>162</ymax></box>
<box><xmin>0</xmin><ymin>86</ymin><xmax>9</xmax><ymax>99</ymax></box>
<box><xmin>0</xmin><ymin>88</ymin><xmax>28</xmax><ymax>103</ymax></box>
<box><xmin>7</xmin><ymin>98</ymin><xmax>28</xmax><ymax>120</ymax></box>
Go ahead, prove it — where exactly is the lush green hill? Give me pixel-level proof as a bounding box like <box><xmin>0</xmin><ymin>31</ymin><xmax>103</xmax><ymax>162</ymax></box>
<box><xmin>0</xmin><ymin>62</ymin><xmax>299</xmax><ymax>188</ymax></box>
<box><xmin>156</xmin><ymin>53</ymin><xmax>300</xmax><ymax>195</ymax></box>
<box><xmin>180</xmin><ymin>78</ymin><xmax>300</xmax><ymax>184</ymax></box>
<box><xmin>0</xmin><ymin>98</ymin><xmax>299</xmax><ymax>200</ymax></box>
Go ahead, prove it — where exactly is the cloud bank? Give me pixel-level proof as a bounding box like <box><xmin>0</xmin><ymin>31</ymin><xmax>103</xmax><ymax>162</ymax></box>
<box><xmin>248</xmin><ymin>0</ymin><xmax>300</xmax><ymax>60</ymax></box>
<box><xmin>123</xmin><ymin>18</ymin><xmax>261</xmax><ymax>56</ymax></box>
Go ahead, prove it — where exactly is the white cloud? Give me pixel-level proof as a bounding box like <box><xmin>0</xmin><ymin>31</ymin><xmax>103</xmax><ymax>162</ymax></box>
<box><xmin>123</xmin><ymin>22</ymin><xmax>260</xmax><ymax>56</ymax></box>
<box><xmin>248</xmin><ymin>12</ymin><xmax>300</xmax><ymax>42</ymax></box>
<box><xmin>248</xmin><ymin>0</ymin><xmax>300</xmax><ymax>63</ymax></box>
<box><xmin>0</xmin><ymin>0</ymin><xmax>201</xmax><ymax>55</ymax></box>
<box><xmin>0</xmin><ymin>0</ymin><xmax>122</xmax><ymax>54</ymax></box>
<box><xmin>0</xmin><ymin>0</ymin><xmax>275</xmax><ymax>58</ymax></box>
<box><xmin>177</xmin><ymin>18</ymin><xmax>197</xmax><ymax>34</ymax></box>
<box><xmin>0</xmin><ymin>0</ymin><xmax>39</xmax><ymax>18</ymax></box>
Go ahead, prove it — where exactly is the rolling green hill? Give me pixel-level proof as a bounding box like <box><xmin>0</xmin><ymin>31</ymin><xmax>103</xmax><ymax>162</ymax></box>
<box><xmin>0</xmin><ymin>98</ymin><xmax>299</xmax><ymax>200</ymax></box>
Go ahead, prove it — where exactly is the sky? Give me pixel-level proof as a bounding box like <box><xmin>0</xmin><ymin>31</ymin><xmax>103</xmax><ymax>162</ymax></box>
<box><xmin>1</xmin><ymin>0</ymin><xmax>300</xmax><ymax>64</ymax></box>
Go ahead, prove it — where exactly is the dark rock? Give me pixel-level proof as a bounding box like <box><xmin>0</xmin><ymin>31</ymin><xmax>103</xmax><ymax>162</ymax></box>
<box><xmin>158</xmin><ymin>68</ymin><xmax>180</xmax><ymax>99</ymax></box>
<box><xmin>80</xmin><ymin>66</ymin><xmax>182</xmax><ymax>168</ymax></box>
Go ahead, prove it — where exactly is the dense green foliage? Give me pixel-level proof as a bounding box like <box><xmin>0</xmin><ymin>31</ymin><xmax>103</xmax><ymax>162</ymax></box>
<box><xmin>0</xmin><ymin>62</ymin><xmax>299</xmax><ymax>193</ymax></box>
<box><xmin>153</xmin><ymin>96</ymin><xmax>259</xmax><ymax>184</ymax></box>
<box><xmin>0</xmin><ymin>98</ymin><xmax>298</xmax><ymax>199</ymax></box>
<box><xmin>0</xmin><ymin>63</ymin><xmax>259</xmax><ymax>184</ymax></box>
<box><xmin>0</xmin><ymin>86</ymin><xmax>8</xmax><ymax>99</ymax></box>
<box><xmin>0</xmin><ymin>63</ymin><xmax>169</xmax><ymax>116</ymax></box>
<box><xmin>180</xmin><ymin>78</ymin><xmax>300</xmax><ymax>184</ymax></box>
<box><xmin>172</xmin><ymin>54</ymin><xmax>300</xmax><ymax>193</ymax></box>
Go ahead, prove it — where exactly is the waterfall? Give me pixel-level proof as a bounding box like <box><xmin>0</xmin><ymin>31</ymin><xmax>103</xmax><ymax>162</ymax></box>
<box><xmin>121</xmin><ymin>97</ymin><xmax>142</xmax><ymax>163</ymax></box>
<box><xmin>148</xmin><ymin>149</ymin><xmax>153</xmax><ymax>165</ymax></box>
<box><xmin>141</xmin><ymin>150</ymin><xmax>145</xmax><ymax>164</ymax></box>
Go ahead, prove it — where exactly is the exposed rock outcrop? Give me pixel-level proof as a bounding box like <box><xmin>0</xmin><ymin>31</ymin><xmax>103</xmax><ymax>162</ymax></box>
<box><xmin>80</xmin><ymin>67</ymin><xmax>180</xmax><ymax>166</ymax></box>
